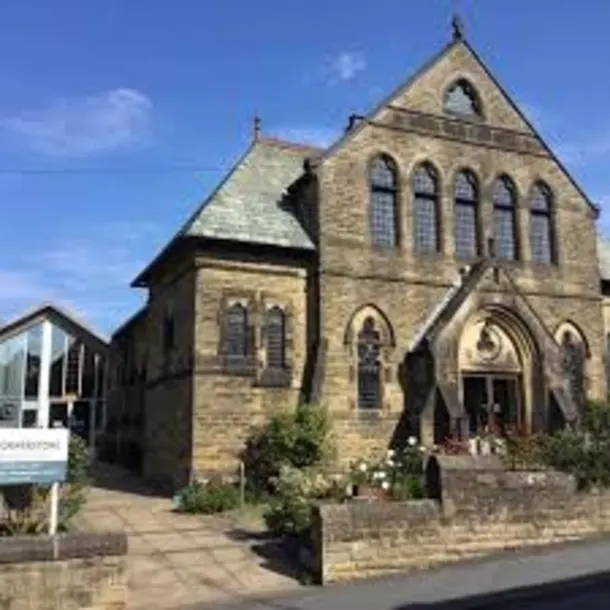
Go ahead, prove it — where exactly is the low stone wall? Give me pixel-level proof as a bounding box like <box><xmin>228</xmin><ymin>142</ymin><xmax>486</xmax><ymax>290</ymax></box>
<box><xmin>312</xmin><ymin>455</ymin><xmax>610</xmax><ymax>584</ymax></box>
<box><xmin>0</xmin><ymin>532</ymin><xmax>128</xmax><ymax>610</ymax></box>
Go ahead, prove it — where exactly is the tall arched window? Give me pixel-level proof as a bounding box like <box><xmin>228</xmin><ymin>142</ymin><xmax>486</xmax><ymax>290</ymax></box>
<box><xmin>265</xmin><ymin>306</ymin><xmax>286</xmax><ymax>369</ymax></box>
<box><xmin>370</xmin><ymin>155</ymin><xmax>398</xmax><ymax>247</ymax></box>
<box><xmin>413</xmin><ymin>163</ymin><xmax>440</xmax><ymax>254</ymax></box>
<box><xmin>493</xmin><ymin>175</ymin><xmax>518</xmax><ymax>261</ymax></box>
<box><xmin>453</xmin><ymin>170</ymin><xmax>479</xmax><ymax>259</ymax></box>
<box><xmin>357</xmin><ymin>317</ymin><xmax>381</xmax><ymax>410</ymax></box>
<box><xmin>226</xmin><ymin>303</ymin><xmax>248</xmax><ymax>362</ymax></box>
<box><xmin>530</xmin><ymin>181</ymin><xmax>554</xmax><ymax>264</ymax></box>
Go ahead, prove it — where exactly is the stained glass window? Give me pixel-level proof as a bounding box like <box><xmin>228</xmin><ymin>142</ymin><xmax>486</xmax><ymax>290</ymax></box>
<box><xmin>493</xmin><ymin>175</ymin><xmax>518</xmax><ymax>261</ymax></box>
<box><xmin>530</xmin><ymin>182</ymin><xmax>553</xmax><ymax>264</ymax></box>
<box><xmin>444</xmin><ymin>80</ymin><xmax>481</xmax><ymax>117</ymax></box>
<box><xmin>370</xmin><ymin>156</ymin><xmax>398</xmax><ymax>247</ymax></box>
<box><xmin>413</xmin><ymin>163</ymin><xmax>439</xmax><ymax>254</ymax></box>
<box><xmin>357</xmin><ymin>317</ymin><xmax>381</xmax><ymax>410</ymax></box>
<box><xmin>454</xmin><ymin>170</ymin><xmax>479</xmax><ymax>258</ymax></box>
<box><xmin>226</xmin><ymin>303</ymin><xmax>248</xmax><ymax>362</ymax></box>
<box><xmin>266</xmin><ymin>306</ymin><xmax>285</xmax><ymax>369</ymax></box>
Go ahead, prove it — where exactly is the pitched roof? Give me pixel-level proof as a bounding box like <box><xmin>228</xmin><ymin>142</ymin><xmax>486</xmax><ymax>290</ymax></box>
<box><xmin>0</xmin><ymin>302</ymin><xmax>109</xmax><ymax>350</ymax></box>
<box><xmin>131</xmin><ymin>137</ymin><xmax>319</xmax><ymax>286</ymax></box>
<box><xmin>182</xmin><ymin>136</ymin><xmax>318</xmax><ymax>249</ymax></box>
<box><xmin>316</xmin><ymin>36</ymin><xmax>599</xmax><ymax>215</ymax></box>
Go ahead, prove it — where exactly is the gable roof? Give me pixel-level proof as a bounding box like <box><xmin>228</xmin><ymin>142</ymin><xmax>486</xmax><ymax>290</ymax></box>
<box><xmin>132</xmin><ymin>137</ymin><xmax>320</xmax><ymax>287</ymax></box>
<box><xmin>316</xmin><ymin>36</ymin><xmax>598</xmax><ymax>215</ymax></box>
<box><xmin>0</xmin><ymin>302</ymin><xmax>109</xmax><ymax>351</ymax></box>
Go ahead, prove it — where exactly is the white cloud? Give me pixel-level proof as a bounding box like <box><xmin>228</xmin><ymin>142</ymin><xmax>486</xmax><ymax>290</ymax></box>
<box><xmin>4</xmin><ymin>88</ymin><xmax>152</xmax><ymax>156</ymax></box>
<box><xmin>0</xmin><ymin>220</ymin><xmax>164</xmax><ymax>335</ymax></box>
<box><xmin>324</xmin><ymin>51</ymin><xmax>367</xmax><ymax>83</ymax></box>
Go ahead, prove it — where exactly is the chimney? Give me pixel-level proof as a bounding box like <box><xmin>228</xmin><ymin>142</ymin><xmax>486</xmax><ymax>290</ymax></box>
<box><xmin>253</xmin><ymin>115</ymin><xmax>261</xmax><ymax>141</ymax></box>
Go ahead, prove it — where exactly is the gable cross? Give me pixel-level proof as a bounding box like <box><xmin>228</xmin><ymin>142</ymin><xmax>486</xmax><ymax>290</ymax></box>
<box><xmin>451</xmin><ymin>13</ymin><xmax>465</xmax><ymax>41</ymax></box>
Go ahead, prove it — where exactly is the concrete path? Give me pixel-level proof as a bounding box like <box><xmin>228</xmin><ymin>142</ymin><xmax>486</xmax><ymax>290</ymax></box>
<box><xmin>76</xmin><ymin>463</ymin><xmax>303</xmax><ymax>609</ymax></box>
<box><xmin>204</xmin><ymin>535</ymin><xmax>610</xmax><ymax>610</ymax></box>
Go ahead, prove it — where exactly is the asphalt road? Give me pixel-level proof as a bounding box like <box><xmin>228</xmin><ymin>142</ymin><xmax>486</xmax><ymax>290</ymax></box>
<box><xmin>205</xmin><ymin>536</ymin><xmax>610</xmax><ymax>610</ymax></box>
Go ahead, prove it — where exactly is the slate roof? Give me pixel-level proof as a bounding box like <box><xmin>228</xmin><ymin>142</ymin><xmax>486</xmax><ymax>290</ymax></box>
<box><xmin>182</xmin><ymin>136</ymin><xmax>319</xmax><ymax>249</ymax></box>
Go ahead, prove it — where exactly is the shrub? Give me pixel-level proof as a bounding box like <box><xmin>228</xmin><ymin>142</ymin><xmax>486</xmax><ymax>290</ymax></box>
<box><xmin>175</xmin><ymin>479</ymin><xmax>240</xmax><ymax>514</ymax></box>
<box><xmin>347</xmin><ymin>439</ymin><xmax>426</xmax><ymax>501</ymax></box>
<box><xmin>242</xmin><ymin>405</ymin><xmax>333</xmax><ymax>498</ymax></box>
<box><xmin>263</xmin><ymin>465</ymin><xmax>345</xmax><ymax>538</ymax></box>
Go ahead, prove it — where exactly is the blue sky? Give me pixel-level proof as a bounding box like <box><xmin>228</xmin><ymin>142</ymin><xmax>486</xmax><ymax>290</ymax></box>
<box><xmin>1</xmin><ymin>0</ymin><xmax>610</xmax><ymax>337</ymax></box>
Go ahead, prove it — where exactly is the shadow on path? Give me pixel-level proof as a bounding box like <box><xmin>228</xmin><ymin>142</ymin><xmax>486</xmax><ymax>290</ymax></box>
<box><xmin>226</xmin><ymin>528</ymin><xmax>303</xmax><ymax>582</ymax></box>
<box><xmin>89</xmin><ymin>461</ymin><xmax>168</xmax><ymax>498</ymax></box>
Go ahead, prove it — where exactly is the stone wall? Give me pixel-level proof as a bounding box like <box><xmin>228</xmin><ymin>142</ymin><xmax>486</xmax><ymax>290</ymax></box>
<box><xmin>191</xmin><ymin>256</ymin><xmax>309</xmax><ymax>475</ymax></box>
<box><xmin>0</xmin><ymin>532</ymin><xmax>128</xmax><ymax>610</ymax></box>
<box><xmin>311</xmin><ymin>456</ymin><xmax>610</xmax><ymax>584</ymax></box>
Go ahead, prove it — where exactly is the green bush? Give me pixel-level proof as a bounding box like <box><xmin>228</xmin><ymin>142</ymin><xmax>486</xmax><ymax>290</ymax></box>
<box><xmin>175</xmin><ymin>480</ymin><xmax>240</xmax><ymax>514</ymax></box>
<box><xmin>242</xmin><ymin>406</ymin><xmax>333</xmax><ymax>498</ymax></box>
<box><xmin>263</xmin><ymin>465</ymin><xmax>343</xmax><ymax>538</ymax></box>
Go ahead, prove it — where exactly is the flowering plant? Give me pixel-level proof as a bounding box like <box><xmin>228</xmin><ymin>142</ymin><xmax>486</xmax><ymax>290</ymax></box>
<box><xmin>348</xmin><ymin>437</ymin><xmax>426</xmax><ymax>500</ymax></box>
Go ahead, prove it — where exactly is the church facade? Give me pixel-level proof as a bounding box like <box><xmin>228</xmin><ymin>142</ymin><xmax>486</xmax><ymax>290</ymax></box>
<box><xmin>106</xmin><ymin>24</ymin><xmax>610</xmax><ymax>491</ymax></box>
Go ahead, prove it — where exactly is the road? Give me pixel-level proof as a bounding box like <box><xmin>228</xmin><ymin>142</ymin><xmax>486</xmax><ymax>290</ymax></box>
<box><xmin>202</xmin><ymin>536</ymin><xmax>610</xmax><ymax>610</ymax></box>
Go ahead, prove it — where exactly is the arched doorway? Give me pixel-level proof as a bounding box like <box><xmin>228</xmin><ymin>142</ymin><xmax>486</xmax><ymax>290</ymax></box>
<box><xmin>458</xmin><ymin>308</ymin><xmax>536</xmax><ymax>437</ymax></box>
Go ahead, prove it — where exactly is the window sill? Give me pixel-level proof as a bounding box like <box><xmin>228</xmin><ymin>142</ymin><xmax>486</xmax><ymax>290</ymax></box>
<box><xmin>255</xmin><ymin>368</ymin><xmax>292</xmax><ymax>388</ymax></box>
<box><xmin>219</xmin><ymin>357</ymin><xmax>256</xmax><ymax>377</ymax></box>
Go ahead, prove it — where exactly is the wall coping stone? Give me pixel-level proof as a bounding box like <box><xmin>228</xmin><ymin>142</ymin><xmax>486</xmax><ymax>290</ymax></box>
<box><xmin>431</xmin><ymin>454</ymin><xmax>505</xmax><ymax>471</ymax></box>
<box><xmin>0</xmin><ymin>532</ymin><xmax>128</xmax><ymax>565</ymax></box>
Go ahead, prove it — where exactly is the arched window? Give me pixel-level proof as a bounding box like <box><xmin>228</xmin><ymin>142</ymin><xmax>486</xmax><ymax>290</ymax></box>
<box><xmin>226</xmin><ymin>303</ymin><xmax>248</xmax><ymax>362</ymax></box>
<box><xmin>370</xmin><ymin>155</ymin><xmax>398</xmax><ymax>247</ymax></box>
<box><xmin>453</xmin><ymin>170</ymin><xmax>479</xmax><ymax>259</ymax></box>
<box><xmin>357</xmin><ymin>317</ymin><xmax>381</xmax><ymax>410</ymax></box>
<box><xmin>493</xmin><ymin>175</ymin><xmax>518</xmax><ymax>261</ymax></box>
<box><xmin>444</xmin><ymin>80</ymin><xmax>482</xmax><ymax>118</ymax></box>
<box><xmin>265</xmin><ymin>306</ymin><xmax>286</xmax><ymax>369</ymax></box>
<box><xmin>560</xmin><ymin>330</ymin><xmax>586</xmax><ymax>415</ymax></box>
<box><xmin>413</xmin><ymin>163</ymin><xmax>440</xmax><ymax>254</ymax></box>
<box><xmin>530</xmin><ymin>181</ymin><xmax>554</xmax><ymax>264</ymax></box>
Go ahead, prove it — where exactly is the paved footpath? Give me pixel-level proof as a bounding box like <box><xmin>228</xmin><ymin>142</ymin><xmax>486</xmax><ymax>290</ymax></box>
<box><xmin>76</xmin><ymin>464</ymin><xmax>303</xmax><ymax>609</ymax></box>
<box><xmin>203</xmin><ymin>536</ymin><xmax>610</xmax><ymax>610</ymax></box>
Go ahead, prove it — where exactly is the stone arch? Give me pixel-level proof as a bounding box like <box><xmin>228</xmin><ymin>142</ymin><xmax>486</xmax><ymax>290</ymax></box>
<box><xmin>456</xmin><ymin>304</ymin><xmax>541</xmax><ymax>435</ymax></box>
<box><xmin>344</xmin><ymin>304</ymin><xmax>396</xmax><ymax>412</ymax></box>
<box><xmin>343</xmin><ymin>303</ymin><xmax>396</xmax><ymax>347</ymax></box>
<box><xmin>553</xmin><ymin>320</ymin><xmax>590</xmax><ymax>358</ymax></box>
<box><xmin>553</xmin><ymin>320</ymin><xmax>589</xmax><ymax>415</ymax></box>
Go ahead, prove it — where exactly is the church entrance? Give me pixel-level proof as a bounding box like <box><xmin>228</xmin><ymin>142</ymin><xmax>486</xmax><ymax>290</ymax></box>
<box><xmin>462</xmin><ymin>373</ymin><xmax>522</xmax><ymax>437</ymax></box>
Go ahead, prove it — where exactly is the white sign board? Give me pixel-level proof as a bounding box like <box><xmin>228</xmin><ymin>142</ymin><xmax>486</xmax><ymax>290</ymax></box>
<box><xmin>0</xmin><ymin>428</ymin><xmax>70</xmax><ymax>485</ymax></box>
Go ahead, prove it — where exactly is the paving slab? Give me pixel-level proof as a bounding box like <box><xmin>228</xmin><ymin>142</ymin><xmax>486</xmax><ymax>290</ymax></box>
<box><xmin>78</xmin><ymin>463</ymin><xmax>302</xmax><ymax>609</ymax></box>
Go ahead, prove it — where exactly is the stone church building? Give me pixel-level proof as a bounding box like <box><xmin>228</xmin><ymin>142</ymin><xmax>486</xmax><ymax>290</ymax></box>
<box><xmin>107</xmin><ymin>21</ymin><xmax>610</xmax><ymax>491</ymax></box>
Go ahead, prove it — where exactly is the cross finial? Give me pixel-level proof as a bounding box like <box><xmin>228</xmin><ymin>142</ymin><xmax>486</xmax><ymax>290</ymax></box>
<box><xmin>253</xmin><ymin>115</ymin><xmax>261</xmax><ymax>141</ymax></box>
<box><xmin>451</xmin><ymin>13</ymin><xmax>465</xmax><ymax>41</ymax></box>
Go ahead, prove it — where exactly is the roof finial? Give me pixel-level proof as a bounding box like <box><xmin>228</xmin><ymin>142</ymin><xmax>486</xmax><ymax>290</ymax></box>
<box><xmin>253</xmin><ymin>115</ymin><xmax>261</xmax><ymax>141</ymax></box>
<box><xmin>451</xmin><ymin>13</ymin><xmax>465</xmax><ymax>41</ymax></box>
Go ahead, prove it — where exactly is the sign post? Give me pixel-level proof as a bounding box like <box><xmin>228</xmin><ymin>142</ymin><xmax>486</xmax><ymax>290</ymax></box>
<box><xmin>0</xmin><ymin>428</ymin><xmax>70</xmax><ymax>535</ymax></box>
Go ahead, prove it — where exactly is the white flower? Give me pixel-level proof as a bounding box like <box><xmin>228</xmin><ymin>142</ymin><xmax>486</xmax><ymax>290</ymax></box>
<box><xmin>408</xmin><ymin>436</ymin><xmax>417</xmax><ymax>447</ymax></box>
<box><xmin>381</xmin><ymin>480</ymin><xmax>390</xmax><ymax>491</ymax></box>
<box><xmin>358</xmin><ymin>462</ymin><xmax>368</xmax><ymax>472</ymax></box>
<box><xmin>419</xmin><ymin>446</ymin><xmax>427</xmax><ymax>453</ymax></box>
<box><xmin>386</xmin><ymin>459</ymin><xmax>395</xmax><ymax>467</ymax></box>
<box><xmin>387</xmin><ymin>449</ymin><xmax>395</xmax><ymax>458</ymax></box>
